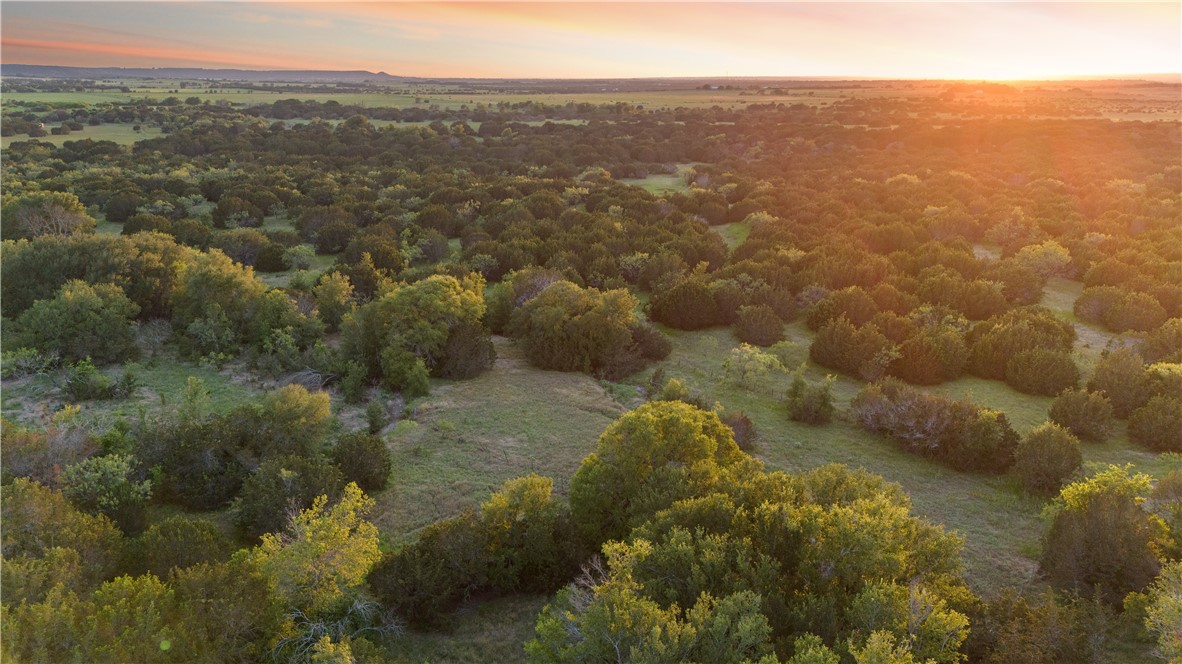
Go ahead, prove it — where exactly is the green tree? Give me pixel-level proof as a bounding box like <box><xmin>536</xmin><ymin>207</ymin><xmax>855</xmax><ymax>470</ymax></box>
<box><xmin>313</xmin><ymin>272</ymin><xmax>354</xmax><ymax>332</ymax></box>
<box><xmin>60</xmin><ymin>453</ymin><xmax>152</xmax><ymax>535</ymax></box>
<box><xmin>1040</xmin><ymin>466</ymin><xmax>1166</xmax><ymax>606</ymax></box>
<box><xmin>1144</xmin><ymin>561</ymin><xmax>1182</xmax><ymax>663</ymax></box>
<box><xmin>1088</xmin><ymin>348</ymin><xmax>1153</xmax><ymax>418</ymax></box>
<box><xmin>14</xmin><ymin>280</ymin><xmax>140</xmax><ymax>364</ymax></box>
<box><xmin>785</xmin><ymin>367</ymin><xmax>836</xmax><ymax>425</ymax></box>
<box><xmin>246</xmin><ymin>483</ymin><xmax>381</xmax><ymax>615</ymax></box>
<box><xmin>724</xmin><ymin>342</ymin><xmax>786</xmax><ymax>388</ymax></box>
<box><xmin>569</xmin><ymin>400</ymin><xmax>749</xmax><ymax>549</ymax></box>
<box><xmin>234</xmin><ymin>455</ymin><xmax>345</xmax><ymax>540</ymax></box>
<box><xmin>130</xmin><ymin>515</ymin><xmax>233</xmax><ymax>577</ymax></box>
<box><xmin>1</xmin><ymin>191</ymin><xmax>95</xmax><ymax>239</ymax></box>
<box><xmin>1128</xmin><ymin>396</ymin><xmax>1182</xmax><ymax>452</ymax></box>
<box><xmin>331</xmin><ymin>432</ymin><xmax>392</xmax><ymax>492</ymax></box>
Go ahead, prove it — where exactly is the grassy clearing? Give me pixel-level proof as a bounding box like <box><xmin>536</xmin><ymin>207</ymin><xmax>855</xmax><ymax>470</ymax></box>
<box><xmin>0</xmin><ymin>351</ymin><xmax>256</xmax><ymax>431</ymax></box>
<box><xmin>1</xmin><ymin>123</ymin><xmax>163</xmax><ymax>149</ymax></box>
<box><xmin>712</xmin><ymin>221</ymin><xmax>751</xmax><ymax>251</ymax></box>
<box><xmin>258</xmin><ymin>249</ymin><xmax>337</xmax><ymax>288</ymax></box>
<box><xmin>370</xmin><ymin>337</ymin><xmax>624</xmax><ymax>540</ymax></box>
<box><xmin>389</xmin><ymin>594</ymin><xmax>546</xmax><ymax>663</ymax></box>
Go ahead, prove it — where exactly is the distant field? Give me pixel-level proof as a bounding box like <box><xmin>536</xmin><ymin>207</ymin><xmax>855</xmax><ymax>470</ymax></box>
<box><xmin>0</xmin><ymin>123</ymin><xmax>163</xmax><ymax>149</ymax></box>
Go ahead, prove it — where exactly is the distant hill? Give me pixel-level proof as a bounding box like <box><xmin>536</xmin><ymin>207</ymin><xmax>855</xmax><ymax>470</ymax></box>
<box><xmin>0</xmin><ymin>65</ymin><xmax>403</xmax><ymax>83</ymax></box>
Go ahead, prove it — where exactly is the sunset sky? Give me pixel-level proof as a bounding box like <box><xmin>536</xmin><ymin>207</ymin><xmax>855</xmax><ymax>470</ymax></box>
<box><xmin>2</xmin><ymin>2</ymin><xmax>1178</xmax><ymax>80</ymax></box>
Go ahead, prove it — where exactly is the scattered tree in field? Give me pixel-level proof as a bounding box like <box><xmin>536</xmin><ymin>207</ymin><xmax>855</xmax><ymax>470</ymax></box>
<box><xmin>340</xmin><ymin>273</ymin><xmax>491</xmax><ymax>394</ymax></box>
<box><xmin>1013</xmin><ymin>423</ymin><xmax>1082</xmax><ymax>496</ymax></box>
<box><xmin>724</xmin><ymin>342</ymin><xmax>786</xmax><ymax>388</ymax></box>
<box><xmin>785</xmin><ymin>367</ymin><xmax>836</xmax><ymax>425</ymax></box>
<box><xmin>510</xmin><ymin>280</ymin><xmax>663</xmax><ymax>380</ymax></box>
<box><xmin>850</xmin><ymin>378</ymin><xmax>1018</xmax><ymax>473</ymax></box>
<box><xmin>1005</xmin><ymin>348</ymin><xmax>1080</xmax><ymax>396</ymax></box>
<box><xmin>735</xmin><ymin>304</ymin><xmax>784</xmax><ymax>346</ymax></box>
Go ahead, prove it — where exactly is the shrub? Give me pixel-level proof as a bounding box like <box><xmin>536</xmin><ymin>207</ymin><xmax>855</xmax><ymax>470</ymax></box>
<box><xmin>130</xmin><ymin>515</ymin><xmax>233</xmax><ymax>576</ymax></box>
<box><xmin>365</xmin><ymin>401</ymin><xmax>388</xmax><ymax>435</ymax></box>
<box><xmin>331</xmin><ymin>432</ymin><xmax>393</xmax><ymax>493</ymax></box>
<box><xmin>1013</xmin><ymin>423</ymin><xmax>1083</xmax><ymax>496</ymax></box>
<box><xmin>1128</xmin><ymin>396</ymin><xmax>1182</xmax><ymax>452</ymax></box>
<box><xmin>1040</xmin><ymin>466</ymin><xmax>1163</xmax><ymax>606</ymax></box>
<box><xmin>810</xmin><ymin>318</ymin><xmax>896</xmax><ymax>381</ymax></box>
<box><xmin>850</xmin><ymin>378</ymin><xmax>1018</xmax><ymax>473</ymax></box>
<box><xmin>0</xmin><ymin>348</ymin><xmax>61</xmax><ymax>380</ymax></box>
<box><xmin>14</xmin><ymin>280</ymin><xmax>139</xmax><ymax>364</ymax></box>
<box><xmin>62</xmin><ymin>358</ymin><xmax>114</xmax><ymax>401</ymax></box>
<box><xmin>785</xmin><ymin>368</ymin><xmax>835</xmax><ymax>425</ymax></box>
<box><xmin>1048</xmin><ymin>389</ymin><xmax>1115</xmax><ymax>442</ymax></box>
<box><xmin>717</xmin><ymin>408</ymin><xmax>757</xmax><ymax>452</ymax></box>
<box><xmin>1005</xmin><ymin>348</ymin><xmax>1080</xmax><ymax>396</ymax></box>
<box><xmin>889</xmin><ymin>324</ymin><xmax>967</xmax><ymax>385</ymax></box>
<box><xmin>60</xmin><ymin>453</ymin><xmax>152</xmax><ymax>535</ymax></box>
<box><xmin>368</xmin><ymin>511</ymin><xmax>487</xmax><ymax>629</ymax></box>
<box><xmin>735</xmin><ymin>304</ymin><xmax>783</xmax><ymax>346</ymax></box>
<box><xmin>233</xmin><ymin>455</ymin><xmax>345</xmax><ymax>540</ymax></box>
<box><xmin>1088</xmin><ymin>348</ymin><xmax>1153</xmax><ymax>418</ymax></box>
<box><xmin>0</xmin><ymin>418</ymin><xmax>96</xmax><ymax>485</ymax></box>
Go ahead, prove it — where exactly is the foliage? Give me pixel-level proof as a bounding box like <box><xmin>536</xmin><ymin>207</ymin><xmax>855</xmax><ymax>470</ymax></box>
<box><xmin>963</xmin><ymin>588</ymin><xmax>1111</xmax><ymax>664</ymax></box>
<box><xmin>248</xmin><ymin>483</ymin><xmax>382</xmax><ymax>616</ymax></box>
<box><xmin>60</xmin><ymin>453</ymin><xmax>152</xmax><ymax>535</ymax></box>
<box><xmin>785</xmin><ymin>368</ymin><xmax>836</xmax><ymax>425</ymax></box>
<box><xmin>331</xmin><ymin>432</ymin><xmax>393</xmax><ymax>493</ymax></box>
<box><xmin>0</xmin><ymin>417</ymin><xmax>96</xmax><ymax>486</ymax></box>
<box><xmin>1005</xmin><ymin>348</ymin><xmax>1080</xmax><ymax>396</ymax></box>
<box><xmin>1013</xmin><ymin>423</ymin><xmax>1082</xmax><ymax>496</ymax></box>
<box><xmin>1</xmin><ymin>478</ymin><xmax>122</xmax><ymax>586</ymax></box>
<box><xmin>129</xmin><ymin>515</ymin><xmax>234</xmax><ymax>577</ymax></box>
<box><xmin>234</xmin><ymin>455</ymin><xmax>346</xmax><ymax>540</ymax></box>
<box><xmin>569</xmin><ymin>400</ymin><xmax>749</xmax><ymax>548</ymax></box>
<box><xmin>1048</xmin><ymin>389</ymin><xmax>1115</xmax><ymax>442</ymax></box>
<box><xmin>510</xmin><ymin>280</ymin><xmax>653</xmax><ymax>380</ymax></box>
<box><xmin>340</xmin><ymin>273</ymin><xmax>490</xmax><ymax>393</ymax></box>
<box><xmin>735</xmin><ymin>304</ymin><xmax>784</xmax><ymax>346</ymax></box>
<box><xmin>13</xmin><ymin>280</ymin><xmax>140</xmax><ymax>364</ymax></box>
<box><xmin>810</xmin><ymin>317</ymin><xmax>897</xmax><ymax>381</ymax></box>
<box><xmin>724</xmin><ymin>342</ymin><xmax>786</xmax><ymax>388</ymax></box>
<box><xmin>369</xmin><ymin>474</ymin><xmax>579</xmax><ymax>629</ymax></box>
<box><xmin>1128</xmin><ymin>396</ymin><xmax>1182</xmax><ymax>452</ymax></box>
<box><xmin>1040</xmin><ymin>466</ymin><xmax>1166</xmax><ymax>606</ymax></box>
<box><xmin>1</xmin><ymin>190</ymin><xmax>95</xmax><ymax>239</ymax></box>
<box><xmin>850</xmin><ymin>378</ymin><xmax>1019</xmax><ymax>473</ymax></box>
<box><xmin>533</xmin><ymin>458</ymin><xmax>969</xmax><ymax>662</ymax></box>
<box><xmin>1088</xmin><ymin>348</ymin><xmax>1154</xmax><ymax>418</ymax></box>
<box><xmin>1144</xmin><ymin>561</ymin><xmax>1182</xmax><ymax>663</ymax></box>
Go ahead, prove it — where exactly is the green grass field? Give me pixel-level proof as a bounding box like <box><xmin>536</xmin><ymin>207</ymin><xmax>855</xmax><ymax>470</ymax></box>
<box><xmin>1</xmin><ymin>123</ymin><xmax>164</xmax><ymax>149</ymax></box>
<box><xmin>371</xmin><ymin>337</ymin><xmax>625</xmax><ymax>539</ymax></box>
